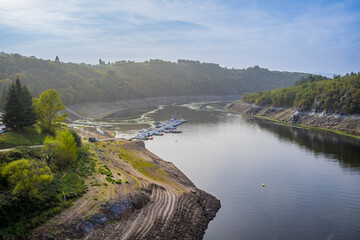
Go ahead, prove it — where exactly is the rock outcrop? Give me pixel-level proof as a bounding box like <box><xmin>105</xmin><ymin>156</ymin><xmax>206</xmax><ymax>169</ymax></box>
<box><xmin>228</xmin><ymin>102</ymin><xmax>360</xmax><ymax>135</ymax></box>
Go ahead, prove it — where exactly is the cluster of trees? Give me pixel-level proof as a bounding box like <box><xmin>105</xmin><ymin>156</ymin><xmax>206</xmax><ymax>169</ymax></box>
<box><xmin>1</xmin><ymin>77</ymin><xmax>67</xmax><ymax>133</ymax></box>
<box><xmin>0</xmin><ymin>75</ymin><xmax>85</xmax><ymax>237</ymax></box>
<box><xmin>241</xmin><ymin>73</ymin><xmax>360</xmax><ymax>114</ymax></box>
<box><xmin>0</xmin><ymin>128</ymin><xmax>82</xmax><ymax>238</ymax></box>
<box><xmin>0</xmin><ymin>53</ymin><xmax>308</xmax><ymax>105</ymax></box>
<box><xmin>294</xmin><ymin>74</ymin><xmax>329</xmax><ymax>85</ymax></box>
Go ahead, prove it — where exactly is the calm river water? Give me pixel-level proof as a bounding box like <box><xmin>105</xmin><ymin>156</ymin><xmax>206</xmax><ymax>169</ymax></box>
<box><xmin>108</xmin><ymin>101</ymin><xmax>360</xmax><ymax>240</ymax></box>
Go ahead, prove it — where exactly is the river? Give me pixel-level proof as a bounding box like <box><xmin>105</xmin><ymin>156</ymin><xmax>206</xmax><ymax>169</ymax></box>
<box><xmin>104</xmin><ymin>101</ymin><xmax>360</xmax><ymax>240</ymax></box>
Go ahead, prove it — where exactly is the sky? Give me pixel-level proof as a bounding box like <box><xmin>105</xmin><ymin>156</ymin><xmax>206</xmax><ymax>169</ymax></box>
<box><xmin>0</xmin><ymin>0</ymin><xmax>359</xmax><ymax>75</ymax></box>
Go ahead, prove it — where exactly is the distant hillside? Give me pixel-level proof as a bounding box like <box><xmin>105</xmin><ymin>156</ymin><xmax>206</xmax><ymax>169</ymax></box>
<box><xmin>241</xmin><ymin>73</ymin><xmax>360</xmax><ymax>114</ymax></box>
<box><xmin>0</xmin><ymin>53</ymin><xmax>308</xmax><ymax>105</ymax></box>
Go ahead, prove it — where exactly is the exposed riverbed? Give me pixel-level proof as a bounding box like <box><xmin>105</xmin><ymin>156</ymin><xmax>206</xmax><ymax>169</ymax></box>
<box><xmin>92</xmin><ymin>101</ymin><xmax>360</xmax><ymax>240</ymax></box>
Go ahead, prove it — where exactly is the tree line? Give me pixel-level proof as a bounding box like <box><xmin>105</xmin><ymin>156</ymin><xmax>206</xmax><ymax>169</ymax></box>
<box><xmin>0</xmin><ymin>53</ymin><xmax>308</xmax><ymax>105</ymax></box>
<box><xmin>241</xmin><ymin>73</ymin><xmax>360</xmax><ymax>114</ymax></box>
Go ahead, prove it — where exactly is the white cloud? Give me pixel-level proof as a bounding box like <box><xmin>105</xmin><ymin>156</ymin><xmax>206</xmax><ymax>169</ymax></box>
<box><xmin>0</xmin><ymin>0</ymin><xmax>359</xmax><ymax>73</ymax></box>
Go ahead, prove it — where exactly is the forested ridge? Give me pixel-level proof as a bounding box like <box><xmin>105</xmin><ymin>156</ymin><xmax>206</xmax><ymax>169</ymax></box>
<box><xmin>0</xmin><ymin>53</ymin><xmax>308</xmax><ymax>105</ymax></box>
<box><xmin>241</xmin><ymin>73</ymin><xmax>360</xmax><ymax>114</ymax></box>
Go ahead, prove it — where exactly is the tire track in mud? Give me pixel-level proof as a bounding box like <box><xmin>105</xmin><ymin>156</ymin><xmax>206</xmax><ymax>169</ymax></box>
<box><xmin>103</xmin><ymin>191</ymin><xmax>152</xmax><ymax>240</ymax></box>
<box><xmin>137</xmin><ymin>188</ymin><xmax>171</xmax><ymax>238</ymax></box>
<box><xmin>161</xmin><ymin>190</ymin><xmax>177</xmax><ymax>230</ymax></box>
<box><xmin>110</xmin><ymin>185</ymin><xmax>179</xmax><ymax>240</ymax></box>
<box><xmin>119</xmin><ymin>187</ymin><xmax>160</xmax><ymax>240</ymax></box>
<box><xmin>136</xmin><ymin>188</ymin><xmax>178</xmax><ymax>239</ymax></box>
<box><xmin>136</xmin><ymin>188</ymin><xmax>165</xmax><ymax>238</ymax></box>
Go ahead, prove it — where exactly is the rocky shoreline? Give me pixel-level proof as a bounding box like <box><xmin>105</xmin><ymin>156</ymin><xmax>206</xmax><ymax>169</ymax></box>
<box><xmin>227</xmin><ymin>102</ymin><xmax>360</xmax><ymax>136</ymax></box>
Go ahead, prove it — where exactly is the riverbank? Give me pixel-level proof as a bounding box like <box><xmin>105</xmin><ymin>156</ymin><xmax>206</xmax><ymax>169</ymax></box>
<box><xmin>227</xmin><ymin>102</ymin><xmax>360</xmax><ymax>137</ymax></box>
<box><xmin>30</xmin><ymin>130</ymin><xmax>220</xmax><ymax>239</ymax></box>
<box><xmin>65</xmin><ymin>95</ymin><xmax>241</xmax><ymax>120</ymax></box>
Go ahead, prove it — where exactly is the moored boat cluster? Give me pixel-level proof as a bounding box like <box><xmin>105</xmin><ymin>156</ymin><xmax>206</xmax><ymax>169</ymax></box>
<box><xmin>134</xmin><ymin>118</ymin><xmax>187</xmax><ymax>140</ymax></box>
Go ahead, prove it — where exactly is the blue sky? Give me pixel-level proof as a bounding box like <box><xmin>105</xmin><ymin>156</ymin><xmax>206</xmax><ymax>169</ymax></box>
<box><xmin>0</xmin><ymin>0</ymin><xmax>359</xmax><ymax>74</ymax></box>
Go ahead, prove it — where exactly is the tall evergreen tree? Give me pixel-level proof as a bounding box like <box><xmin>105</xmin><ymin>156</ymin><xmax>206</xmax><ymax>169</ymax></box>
<box><xmin>2</xmin><ymin>77</ymin><xmax>36</xmax><ymax>129</ymax></box>
<box><xmin>21</xmin><ymin>85</ymin><xmax>37</xmax><ymax>126</ymax></box>
<box><xmin>0</xmin><ymin>86</ymin><xmax>7</xmax><ymax>109</ymax></box>
<box><xmin>3</xmin><ymin>79</ymin><xmax>20</xmax><ymax>129</ymax></box>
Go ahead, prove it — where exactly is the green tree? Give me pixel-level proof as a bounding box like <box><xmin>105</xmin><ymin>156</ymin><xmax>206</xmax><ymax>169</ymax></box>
<box><xmin>99</xmin><ymin>58</ymin><xmax>105</xmax><ymax>65</ymax></box>
<box><xmin>2</xmin><ymin>77</ymin><xmax>36</xmax><ymax>129</ymax></box>
<box><xmin>69</xmin><ymin>129</ymin><xmax>82</xmax><ymax>147</ymax></box>
<box><xmin>2</xmin><ymin>82</ymin><xmax>18</xmax><ymax>128</ymax></box>
<box><xmin>241</xmin><ymin>73</ymin><xmax>360</xmax><ymax>114</ymax></box>
<box><xmin>0</xmin><ymin>86</ymin><xmax>7</xmax><ymax>109</ymax></box>
<box><xmin>1</xmin><ymin>159</ymin><xmax>53</xmax><ymax>200</ymax></box>
<box><xmin>32</xmin><ymin>89</ymin><xmax>68</xmax><ymax>133</ymax></box>
<box><xmin>42</xmin><ymin>130</ymin><xmax>78</xmax><ymax>170</ymax></box>
<box><xmin>21</xmin><ymin>84</ymin><xmax>37</xmax><ymax>127</ymax></box>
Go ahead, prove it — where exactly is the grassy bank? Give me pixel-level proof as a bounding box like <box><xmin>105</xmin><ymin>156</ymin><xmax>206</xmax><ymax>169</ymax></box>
<box><xmin>0</xmin><ymin>125</ymin><xmax>48</xmax><ymax>149</ymax></box>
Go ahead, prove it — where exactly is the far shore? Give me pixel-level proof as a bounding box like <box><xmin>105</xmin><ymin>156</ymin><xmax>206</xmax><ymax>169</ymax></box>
<box><xmin>227</xmin><ymin>102</ymin><xmax>360</xmax><ymax>139</ymax></box>
<box><xmin>65</xmin><ymin>95</ymin><xmax>242</xmax><ymax>120</ymax></box>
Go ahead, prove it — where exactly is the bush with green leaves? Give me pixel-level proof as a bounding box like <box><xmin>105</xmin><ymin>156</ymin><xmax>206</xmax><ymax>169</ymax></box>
<box><xmin>1</xmin><ymin>159</ymin><xmax>53</xmax><ymax>200</ymax></box>
<box><xmin>42</xmin><ymin>130</ymin><xmax>78</xmax><ymax>170</ymax></box>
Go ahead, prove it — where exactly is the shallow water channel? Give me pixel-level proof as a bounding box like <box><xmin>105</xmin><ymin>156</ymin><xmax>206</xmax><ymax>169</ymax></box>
<box><xmin>103</xmin><ymin>101</ymin><xmax>360</xmax><ymax>240</ymax></box>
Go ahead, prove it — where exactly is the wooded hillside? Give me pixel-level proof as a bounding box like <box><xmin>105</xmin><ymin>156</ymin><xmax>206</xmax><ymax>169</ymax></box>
<box><xmin>241</xmin><ymin>73</ymin><xmax>360</xmax><ymax>114</ymax></box>
<box><xmin>0</xmin><ymin>53</ymin><xmax>308</xmax><ymax>105</ymax></box>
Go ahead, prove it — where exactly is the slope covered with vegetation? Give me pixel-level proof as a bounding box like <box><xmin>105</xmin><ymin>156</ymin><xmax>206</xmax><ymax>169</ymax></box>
<box><xmin>0</xmin><ymin>53</ymin><xmax>308</xmax><ymax>105</ymax></box>
<box><xmin>0</xmin><ymin>131</ymin><xmax>88</xmax><ymax>239</ymax></box>
<box><xmin>241</xmin><ymin>73</ymin><xmax>360</xmax><ymax>114</ymax></box>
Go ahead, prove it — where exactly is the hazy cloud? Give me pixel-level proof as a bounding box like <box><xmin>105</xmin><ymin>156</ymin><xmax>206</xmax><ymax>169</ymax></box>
<box><xmin>0</xmin><ymin>0</ymin><xmax>359</xmax><ymax>74</ymax></box>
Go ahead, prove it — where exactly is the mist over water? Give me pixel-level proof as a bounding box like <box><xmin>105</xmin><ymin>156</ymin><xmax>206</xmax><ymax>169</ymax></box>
<box><xmin>102</xmin><ymin>102</ymin><xmax>360</xmax><ymax>240</ymax></box>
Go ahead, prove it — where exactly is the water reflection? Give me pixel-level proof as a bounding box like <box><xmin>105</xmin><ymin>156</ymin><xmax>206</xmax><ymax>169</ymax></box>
<box><xmin>243</xmin><ymin>117</ymin><xmax>360</xmax><ymax>170</ymax></box>
<box><xmin>105</xmin><ymin>101</ymin><xmax>360</xmax><ymax>170</ymax></box>
<box><xmin>95</xmin><ymin>101</ymin><xmax>360</xmax><ymax>239</ymax></box>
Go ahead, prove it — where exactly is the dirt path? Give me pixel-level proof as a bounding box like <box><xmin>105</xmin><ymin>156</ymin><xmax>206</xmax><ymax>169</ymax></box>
<box><xmin>0</xmin><ymin>144</ymin><xmax>43</xmax><ymax>152</ymax></box>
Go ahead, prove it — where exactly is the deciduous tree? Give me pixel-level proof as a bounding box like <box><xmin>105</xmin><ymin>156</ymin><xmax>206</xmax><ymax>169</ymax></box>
<box><xmin>42</xmin><ymin>130</ymin><xmax>78</xmax><ymax>170</ymax></box>
<box><xmin>1</xmin><ymin>159</ymin><xmax>53</xmax><ymax>200</ymax></box>
<box><xmin>33</xmin><ymin>89</ymin><xmax>68</xmax><ymax>133</ymax></box>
